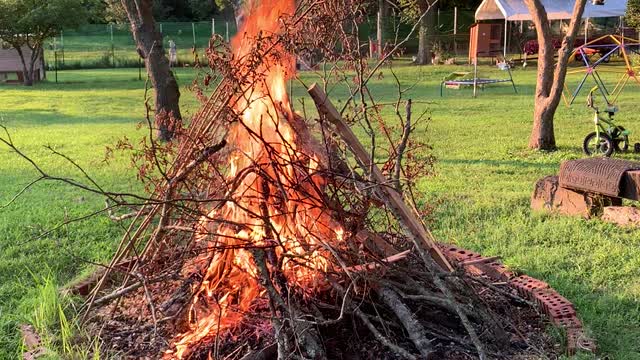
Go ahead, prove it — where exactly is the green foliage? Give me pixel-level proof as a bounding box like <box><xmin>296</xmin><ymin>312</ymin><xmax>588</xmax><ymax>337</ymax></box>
<box><xmin>627</xmin><ymin>0</ymin><xmax>640</xmax><ymax>29</ymax></box>
<box><xmin>189</xmin><ymin>0</ymin><xmax>217</xmax><ymax>20</ymax></box>
<box><xmin>0</xmin><ymin>0</ymin><xmax>89</xmax><ymax>47</ymax></box>
<box><xmin>397</xmin><ymin>0</ymin><xmax>482</xmax><ymax>23</ymax></box>
<box><xmin>20</xmin><ymin>273</ymin><xmax>100</xmax><ymax>359</ymax></box>
<box><xmin>101</xmin><ymin>0</ymin><xmax>219</xmax><ymax>23</ymax></box>
<box><xmin>0</xmin><ymin>0</ymin><xmax>90</xmax><ymax>83</ymax></box>
<box><xmin>102</xmin><ymin>0</ymin><xmax>129</xmax><ymax>24</ymax></box>
<box><xmin>215</xmin><ymin>0</ymin><xmax>240</xmax><ymax>12</ymax></box>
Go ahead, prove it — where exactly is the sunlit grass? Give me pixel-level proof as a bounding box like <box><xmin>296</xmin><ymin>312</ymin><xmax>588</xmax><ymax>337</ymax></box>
<box><xmin>1</xmin><ymin>62</ymin><xmax>639</xmax><ymax>358</ymax></box>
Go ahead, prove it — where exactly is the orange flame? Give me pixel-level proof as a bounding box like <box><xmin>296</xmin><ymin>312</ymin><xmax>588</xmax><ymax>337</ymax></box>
<box><xmin>168</xmin><ymin>1</ymin><xmax>344</xmax><ymax>358</ymax></box>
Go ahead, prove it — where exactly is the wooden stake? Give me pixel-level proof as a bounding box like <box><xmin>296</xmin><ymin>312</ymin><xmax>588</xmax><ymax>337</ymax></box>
<box><xmin>307</xmin><ymin>84</ymin><xmax>453</xmax><ymax>272</ymax></box>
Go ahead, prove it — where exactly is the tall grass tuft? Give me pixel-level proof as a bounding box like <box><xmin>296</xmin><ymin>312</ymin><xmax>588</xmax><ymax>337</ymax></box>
<box><xmin>21</xmin><ymin>273</ymin><xmax>101</xmax><ymax>359</ymax></box>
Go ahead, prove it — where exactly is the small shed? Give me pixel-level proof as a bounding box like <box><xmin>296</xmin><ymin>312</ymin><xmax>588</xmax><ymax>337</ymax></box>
<box><xmin>0</xmin><ymin>46</ymin><xmax>45</xmax><ymax>83</ymax></box>
<box><xmin>471</xmin><ymin>0</ymin><xmax>629</xmax><ymax>61</ymax></box>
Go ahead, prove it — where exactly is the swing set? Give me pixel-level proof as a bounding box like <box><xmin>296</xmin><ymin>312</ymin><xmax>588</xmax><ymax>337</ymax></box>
<box><xmin>562</xmin><ymin>34</ymin><xmax>640</xmax><ymax>106</ymax></box>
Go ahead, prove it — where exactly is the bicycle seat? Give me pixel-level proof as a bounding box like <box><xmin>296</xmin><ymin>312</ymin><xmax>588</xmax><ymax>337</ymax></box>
<box><xmin>605</xmin><ymin>104</ymin><xmax>619</xmax><ymax>114</ymax></box>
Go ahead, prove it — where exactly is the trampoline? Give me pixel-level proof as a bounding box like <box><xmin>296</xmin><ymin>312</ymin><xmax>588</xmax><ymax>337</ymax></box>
<box><xmin>440</xmin><ymin>61</ymin><xmax>518</xmax><ymax>97</ymax></box>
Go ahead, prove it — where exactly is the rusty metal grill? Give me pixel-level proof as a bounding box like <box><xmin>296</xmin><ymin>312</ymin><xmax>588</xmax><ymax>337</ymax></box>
<box><xmin>559</xmin><ymin>158</ymin><xmax>640</xmax><ymax>197</ymax></box>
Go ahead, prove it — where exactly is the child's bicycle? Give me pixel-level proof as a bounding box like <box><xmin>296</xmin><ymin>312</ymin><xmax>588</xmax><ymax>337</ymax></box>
<box><xmin>582</xmin><ymin>86</ymin><xmax>631</xmax><ymax>157</ymax></box>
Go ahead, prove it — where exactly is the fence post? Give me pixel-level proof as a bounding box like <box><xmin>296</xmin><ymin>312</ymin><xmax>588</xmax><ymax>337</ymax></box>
<box><xmin>585</xmin><ymin>18</ymin><xmax>589</xmax><ymax>43</ymax></box>
<box><xmin>110</xmin><ymin>24</ymin><xmax>115</xmax><ymax>68</ymax></box>
<box><xmin>377</xmin><ymin>7</ymin><xmax>383</xmax><ymax>59</ymax></box>
<box><xmin>138</xmin><ymin>56</ymin><xmax>142</xmax><ymax>81</ymax></box>
<box><xmin>54</xmin><ymin>50</ymin><xmax>58</xmax><ymax>84</ymax></box>
<box><xmin>226</xmin><ymin>22</ymin><xmax>229</xmax><ymax>42</ymax></box>
<box><xmin>453</xmin><ymin>7</ymin><xmax>458</xmax><ymax>56</ymax></box>
<box><xmin>212</xmin><ymin>18</ymin><xmax>215</xmax><ymax>36</ymax></box>
<box><xmin>60</xmin><ymin>31</ymin><xmax>65</xmax><ymax>65</ymax></box>
<box><xmin>160</xmin><ymin>23</ymin><xmax>163</xmax><ymax>35</ymax></box>
<box><xmin>192</xmin><ymin>22</ymin><xmax>196</xmax><ymax>48</ymax></box>
<box><xmin>503</xmin><ymin>19</ymin><xmax>508</xmax><ymax>58</ymax></box>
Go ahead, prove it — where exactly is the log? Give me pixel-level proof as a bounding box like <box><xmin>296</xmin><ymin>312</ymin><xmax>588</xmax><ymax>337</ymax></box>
<box><xmin>307</xmin><ymin>83</ymin><xmax>453</xmax><ymax>272</ymax></box>
<box><xmin>346</xmin><ymin>250</ymin><xmax>411</xmax><ymax>272</ymax></box>
<box><xmin>379</xmin><ymin>286</ymin><xmax>433</xmax><ymax>358</ymax></box>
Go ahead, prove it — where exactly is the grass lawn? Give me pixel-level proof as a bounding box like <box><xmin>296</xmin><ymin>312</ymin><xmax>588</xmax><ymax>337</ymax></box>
<box><xmin>45</xmin><ymin>22</ymin><xmax>238</xmax><ymax>69</ymax></box>
<box><xmin>1</xmin><ymin>63</ymin><xmax>639</xmax><ymax>359</ymax></box>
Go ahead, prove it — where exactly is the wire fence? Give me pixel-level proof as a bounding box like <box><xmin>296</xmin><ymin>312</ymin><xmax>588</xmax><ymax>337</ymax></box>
<box><xmin>44</xmin><ymin>10</ymin><xmax>478</xmax><ymax>71</ymax></box>
<box><xmin>38</xmin><ymin>8</ymin><xmax>640</xmax><ymax>76</ymax></box>
<box><xmin>360</xmin><ymin>9</ymin><xmax>476</xmax><ymax>55</ymax></box>
<box><xmin>46</xmin><ymin>19</ymin><xmax>238</xmax><ymax>70</ymax></box>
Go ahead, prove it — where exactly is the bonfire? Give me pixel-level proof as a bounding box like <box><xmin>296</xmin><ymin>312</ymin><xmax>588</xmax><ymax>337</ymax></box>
<box><xmin>64</xmin><ymin>0</ymin><xmax>588</xmax><ymax>359</ymax></box>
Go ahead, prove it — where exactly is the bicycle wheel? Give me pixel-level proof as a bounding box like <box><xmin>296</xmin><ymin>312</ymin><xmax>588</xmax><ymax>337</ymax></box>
<box><xmin>583</xmin><ymin>132</ymin><xmax>614</xmax><ymax>157</ymax></box>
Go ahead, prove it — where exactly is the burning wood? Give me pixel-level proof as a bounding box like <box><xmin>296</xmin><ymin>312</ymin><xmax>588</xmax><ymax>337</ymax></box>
<box><xmin>76</xmin><ymin>1</ymin><xmax>563</xmax><ymax>359</ymax></box>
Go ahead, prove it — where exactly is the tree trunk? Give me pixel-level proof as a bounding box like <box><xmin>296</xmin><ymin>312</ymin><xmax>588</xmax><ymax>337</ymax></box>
<box><xmin>416</xmin><ymin>1</ymin><xmax>436</xmax><ymax>65</ymax></box>
<box><xmin>529</xmin><ymin>101</ymin><xmax>556</xmax><ymax>149</ymax></box>
<box><xmin>28</xmin><ymin>45</ymin><xmax>39</xmax><ymax>84</ymax></box>
<box><xmin>377</xmin><ymin>0</ymin><xmax>384</xmax><ymax>59</ymax></box>
<box><xmin>525</xmin><ymin>0</ymin><xmax>587</xmax><ymax>150</ymax></box>
<box><xmin>416</xmin><ymin>15</ymin><xmax>429</xmax><ymax>65</ymax></box>
<box><xmin>15</xmin><ymin>46</ymin><xmax>33</xmax><ymax>86</ymax></box>
<box><xmin>121</xmin><ymin>0</ymin><xmax>181</xmax><ymax>142</ymax></box>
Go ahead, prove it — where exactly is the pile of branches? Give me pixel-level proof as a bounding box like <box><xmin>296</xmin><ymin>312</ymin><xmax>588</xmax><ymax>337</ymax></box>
<box><xmin>0</xmin><ymin>1</ymin><xmax>557</xmax><ymax>359</ymax></box>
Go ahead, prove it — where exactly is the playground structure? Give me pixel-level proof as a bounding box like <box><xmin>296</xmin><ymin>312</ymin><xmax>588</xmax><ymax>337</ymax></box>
<box><xmin>440</xmin><ymin>60</ymin><xmax>517</xmax><ymax>97</ymax></box>
<box><xmin>474</xmin><ymin>0</ymin><xmax>628</xmax><ymax>60</ymax></box>
<box><xmin>563</xmin><ymin>34</ymin><xmax>640</xmax><ymax>106</ymax></box>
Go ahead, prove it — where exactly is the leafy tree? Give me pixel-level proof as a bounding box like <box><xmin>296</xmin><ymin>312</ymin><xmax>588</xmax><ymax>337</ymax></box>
<box><xmin>626</xmin><ymin>0</ymin><xmax>640</xmax><ymax>28</ymax></box>
<box><xmin>189</xmin><ymin>0</ymin><xmax>217</xmax><ymax>20</ymax></box>
<box><xmin>102</xmin><ymin>0</ymin><xmax>219</xmax><ymax>23</ymax></box>
<box><xmin>103</xmin><ymin>0</ymin><xmax>129</xmax><ymax>23</ymax></box>
<box><xmin>214</xmin><ymin>0</ymin><xmax>240</xmax><ymax>12</ymax></box>
<box><xmin>0</xmin><ymin>0</ymin><xmax>89</xmax><ymax>85</ymax></box>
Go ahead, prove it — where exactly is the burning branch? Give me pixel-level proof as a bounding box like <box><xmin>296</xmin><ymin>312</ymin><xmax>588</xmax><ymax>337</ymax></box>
<box><xmin>1</xmin><ymin>1</ymin><xmax>557</xmax><ymax>359</ymax></box>
<box><xmin>307</xmin><ymin>83</ymin><xmax>452</xmax><ymax>273</ymax></box>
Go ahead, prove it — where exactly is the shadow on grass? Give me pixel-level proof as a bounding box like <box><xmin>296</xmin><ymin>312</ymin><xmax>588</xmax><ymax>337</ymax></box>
<box><xmin>0</xmin><ymin>109</ymin><xmax>137</xmax><ymax>126</ymax></box>
<box><xmin>438</xmin><ymin>157</ymin><xmax>559</xmax><ymax>172</ymax></box>
<box><xmin>0</xmin><ymin>79</ymin><xmax>146</xmax><ymax>91</ymax></box>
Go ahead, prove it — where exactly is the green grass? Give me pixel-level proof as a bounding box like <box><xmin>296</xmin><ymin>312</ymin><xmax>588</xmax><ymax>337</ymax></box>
<box><xmin>45</xmin><ymin>22</ymin><xmax>238</xmax><ymax>69</ymax></box>
<box><xmin>1</xmin><ymin>63</ymin><xmax>639</xmax><ymax>359</ymax></box>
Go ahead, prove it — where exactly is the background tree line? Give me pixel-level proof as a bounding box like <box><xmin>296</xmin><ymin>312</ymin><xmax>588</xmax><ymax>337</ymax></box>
<box><xmin>89</xmin><ymin>0</ymin><xmax>236</xmax><ymax>23</ymax></box>
<box><xmin>90</xmin><ymin>0</ymin><xmax>480</xmax><ymax>24</ymax></box>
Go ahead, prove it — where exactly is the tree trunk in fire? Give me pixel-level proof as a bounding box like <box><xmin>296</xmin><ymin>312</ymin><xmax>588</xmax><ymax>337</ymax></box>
<box><xmin>121</xmin><ymin>0</ymin><xmax>181</xmax><ymax>142</ymax></box>
<box><xmin>525</xmin><ymin>0</ymin><xmax>587</xmax><ymax>150</ymax></box>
